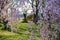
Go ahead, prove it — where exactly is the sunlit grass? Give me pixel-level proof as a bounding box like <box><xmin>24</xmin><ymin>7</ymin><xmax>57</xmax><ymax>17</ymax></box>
<box><xmin>0</xmin><ymin>30</ymin><xmax>20</xmax><ymax>40</ymax></box>
<box><xmin>0</xmin><ymin>22</ymin><xmax>40</xmax><ymax>40</ymax></box>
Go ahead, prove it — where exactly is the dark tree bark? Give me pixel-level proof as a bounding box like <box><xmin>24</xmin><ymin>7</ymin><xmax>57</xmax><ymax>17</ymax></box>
<box><xmin>3</xmin><ymin>20</ymin><xmax>8</xmax><ymax>29</ymax></box>
<box><xmin>23</xmin><ymin>13</ymin><xmax>28</xmax><ymax>23</ymax></box>
<box><xmin>33</xmin><ymin>0</ymin><xmax>39</xmax><ymax>23</ymax></box>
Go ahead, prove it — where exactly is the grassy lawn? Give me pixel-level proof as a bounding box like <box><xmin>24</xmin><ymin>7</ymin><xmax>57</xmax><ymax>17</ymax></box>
<box><xmin>0</xmin><ymin>22</ymin><xmax>40</xmax><ymax>40</ymax></box>
<box><xmin>0</xmin><ymin>30</ymin><xmax>20</xmax><ymax>40</ymax></box>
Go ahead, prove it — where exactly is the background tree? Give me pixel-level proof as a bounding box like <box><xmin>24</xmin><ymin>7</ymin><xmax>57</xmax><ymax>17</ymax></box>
<box><xmin>29</xmin><ymin>0</ymin><xmax>39</xmax><ymax>23</ymax></box>
<box><xmin>0</xmin><ymin>0</ymin><xmax>12</xmax><ymax>29</ymax></box>
<box><xmin>22</xmin><ymin>2</ymin><xmax>32</xmax><ymax>23</ymax></box>
<box><xmin>26</xmin><ymin>14</ymin><xmax>34</xmax><ymax>21</ymax></box>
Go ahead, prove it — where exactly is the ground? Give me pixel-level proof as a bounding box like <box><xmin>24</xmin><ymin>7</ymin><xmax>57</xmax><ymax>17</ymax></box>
<box><xmin>0</xmin><ymin>22</ymin><xmax>40</xmax><ymax>40</ymax></box>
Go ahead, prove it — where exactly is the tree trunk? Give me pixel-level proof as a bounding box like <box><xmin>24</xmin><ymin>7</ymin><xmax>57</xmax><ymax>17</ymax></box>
<box><xmin>23</xmin><ymin>14</ymin><xmax>28</xmax><ymax>23</ymax></box>
<box><xmin>33</xmin><ymin>0</ymin><xmax>39</xmax><ymax>23</ymax></box>
<box><xmin>3</xmin><ymin>20</ymin><xmax>8</xmax><ymax>29</ymax></box>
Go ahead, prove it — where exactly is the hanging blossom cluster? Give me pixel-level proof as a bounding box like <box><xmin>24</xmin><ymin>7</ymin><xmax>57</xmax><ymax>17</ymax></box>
<box><xmin>44</xmin><ymin>0</ymin><xmax>60</xmax><ymax>33</ymax></box>
<box><xmin>39</xmin><ymin>0</ymin><xmax>60</xmax><ymax>40</ymax></box>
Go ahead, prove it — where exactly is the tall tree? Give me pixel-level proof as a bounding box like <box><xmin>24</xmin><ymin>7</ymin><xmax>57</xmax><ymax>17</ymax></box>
<box><xmin>40</xmin><ymin>0</ymin><xmax>60</xmax><ymax>40</ymax></box>
<box><xmin>0</xmin><ymin>0</ymin><xmax>14</xmax><ymax>29</ymax></box>
<box><xmin>22</xmin><ymin>2</ymin><xmax>31</xmax><ymax>23</ymax></box>
<box><xmin>0</xmin><ymin>0</ymin><xmax>9</xmax><ymax>29</ymax></box>
<box><xmin>29</xmin><ymin>0</ymin><xmax>39</xmax><ymax>23</ymax></box>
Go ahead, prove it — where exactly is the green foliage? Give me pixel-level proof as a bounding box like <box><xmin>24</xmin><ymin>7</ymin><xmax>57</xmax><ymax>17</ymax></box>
<box><xmin>0</xmin><ymin>23</ymin><xmax>4</xmax><ymax>30</ymax></box>
<box><xmin>26</xmin><ymin>14</ymin><xmax>34</xmax><ymax>21</ymax></box>
<box><xmin>57</xmin><ymin>32</ymin><xmax>60</xmax><ymax>40</ymax></box>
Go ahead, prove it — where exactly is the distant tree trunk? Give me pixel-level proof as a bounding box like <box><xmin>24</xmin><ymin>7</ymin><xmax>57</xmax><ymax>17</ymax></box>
<box><xmin>23</xmin><ymin>13</ymin><xmax>28</xmax><ymax>23</ymax></box>
<box><xmin>3</xmin><ymin>20</ymin><xmax>8</xmax><ymax>29</ymax></box>
<box><xmin>33</xmin><ymin>4</ymin><xmax>39</xmax><ymax>23</ymax></box>
<box><xmin>34</xmin><ymin>0</ymin><xmax>39</xmax><ymax>23</ymax></box>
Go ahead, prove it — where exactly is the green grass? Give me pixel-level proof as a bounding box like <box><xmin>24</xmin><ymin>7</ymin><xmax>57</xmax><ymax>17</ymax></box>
<box><xmin>0</xmin><ymin>30</ymin><xmax>20</xmax><ymax>40</ymax></box>
<box><xmin>0</xmin><ymin>22</ymin><xmax>40</xmax><ymax>40</ymax></box>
